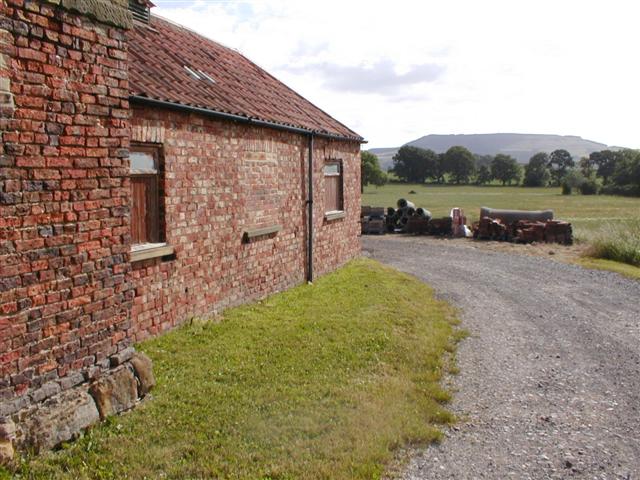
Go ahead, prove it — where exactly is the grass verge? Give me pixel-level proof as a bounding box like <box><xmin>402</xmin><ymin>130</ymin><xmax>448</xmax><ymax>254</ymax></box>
<box><xmin>581</xmin><ymin>219</ymin><xmax>640</xmax><ymax>268</ymax></box>
<box><xmin>575</xmin><ymin>258</ymin><xmax>640</xmax><ymax>280</ymax></box>
<box><xmin>8</xmin><ymin>258</ymin><xmax>463</xmax><ymax>480</ymax></box>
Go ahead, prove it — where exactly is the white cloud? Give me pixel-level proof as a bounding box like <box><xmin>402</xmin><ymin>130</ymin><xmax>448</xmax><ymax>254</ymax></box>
<box><xmin>153</xmin><ymin>0</ymin><xmax>640</xmax><ymax>149</ymax></box>
<box><xmin>280</xmin><ymin>60</ymin><xmax>444</xmax><ymax>96</ymax></box>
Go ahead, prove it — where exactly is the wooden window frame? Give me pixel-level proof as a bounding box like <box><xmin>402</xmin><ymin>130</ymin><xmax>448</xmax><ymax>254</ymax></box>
<box><xmin>323</xmin><ymin>160</ymin><xmax>344</xmax><ymax>215</ymax></box>
<box><xmin>130</xmin><ymin>144</ymin><xmax>171</xmax><ymax>260</ymax></box>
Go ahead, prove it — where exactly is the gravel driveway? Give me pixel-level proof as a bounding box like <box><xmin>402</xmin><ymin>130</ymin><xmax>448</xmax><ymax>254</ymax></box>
<box><xmin>363</xmin><ymin>236</ymin><xmax>640</xmax><ymax>480</ymax></box>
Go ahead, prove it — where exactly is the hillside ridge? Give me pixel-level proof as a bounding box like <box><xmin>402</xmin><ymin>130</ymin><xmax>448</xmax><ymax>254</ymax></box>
<box><xmin>370</xmin><ymin>133</ymin><xmax>618</xmax><ymax>170</ymax></box>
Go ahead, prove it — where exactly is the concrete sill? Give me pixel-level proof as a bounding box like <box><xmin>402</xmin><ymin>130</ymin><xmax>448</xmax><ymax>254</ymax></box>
<box><xmin>324</xmin><ymin>211</ymin><xmax>346</xmax><ymax>221</ymax></box>
<box><xmin>131</xmin><ymin>243</ymin><xmax>174</xmax><ymax>262</ymax></box>
<box><xmin>243</xmin><ymin>225</ymin><xmax>282</xmax><ymax>242</ymax></box>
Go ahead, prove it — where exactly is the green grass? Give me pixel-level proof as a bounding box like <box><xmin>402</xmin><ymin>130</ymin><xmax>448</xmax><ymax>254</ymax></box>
<box><xmin>575</xmin><ymin>258</ymin><xmax>640</xmax><ymax>280</ymax></box>
<box><xmin>10</xmin><ymin>259</ymin><xmax>462</xmax><ymax>480</ymax></box>
<box><xmin>363</xmin><ymin>183</ymin><xmax>640</xmax><ymax>233</ymax></box>
<box><xmin>582</xmin><ymin>219</ymin><xmax>640</xmax><ymax>268</ymax></box>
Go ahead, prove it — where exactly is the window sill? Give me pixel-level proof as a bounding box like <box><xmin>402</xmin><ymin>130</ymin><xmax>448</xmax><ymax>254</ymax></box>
<box><xmin>131</xmin><ymin>243</ymin><xmax>174</xmax><ymax>262</ymax></box>
<box><xmin>243</xmin><ymin>224</ymin><xmax>282</xmax><ymax>242</ymax></box>
<box><xmin>324</xmin><ymin>211</ymin><xmax>346</xmax><ymax>221</ymax></box>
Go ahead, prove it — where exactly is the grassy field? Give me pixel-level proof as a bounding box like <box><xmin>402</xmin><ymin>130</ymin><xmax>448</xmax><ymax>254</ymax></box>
<box><xmin>362</xmin><ymin>183</ymin><xmax>640</xmax><ymax>235</ymax></box>
<box><xmin>9</xmin><ymin>259</ymin><xmax>463</xmax><ymax>480</ymax></box>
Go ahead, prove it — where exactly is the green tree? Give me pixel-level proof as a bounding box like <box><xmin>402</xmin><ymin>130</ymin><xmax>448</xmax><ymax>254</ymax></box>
<box><xmin>434</xmin><ymin>153</ymin><xmax>447</xmax><ymax>184</ymax></box>
<box><xmin>523</xmin><ymin>152</ymin><xmax>551</xmax><ymax>187</ymax></box>
<box><xmin>578</xmin><ymin>156</ymin><xmax>595</xmax><ymax>177</ymax></box>
<box><xmin>490</xmin><ymin>154</ymin><xmax>521</xmax><ymax>185</ymax></box>
<box><xmin>548</xmin><ymin>149</ymin><xmax>574</xmax><ymax>186</ymax></box>
<box><xmin>361</xmin><ymin>151</ymin><xmax>388</xmax><ymax>190</ymax></box>
<box><xmin>590</xmin><ymin>149</ymin><xmax>619</xmax><ymax>184</ymax></box>
<box><xmin>443</xmin><ymin>146</ymin><xmax>476</xmax><ymax>184</ymax></box>
<box><xmin>390</xmin><ymin>146</ymin><xmax>437</xmax><ymax>183</ymax></box>
<box><xmin>561</xmin><ymin>168</ymin><xmax>586</xmax><ymax>194</ymax></box>
<box><xmin>611</xmin><ymin>149</ymin><xmax>640</xmax><ymax>188</ymax></box>
<box><xmin>474</xmin><ymin>154</ymin><xmax>494</xmax><ymax>169</ymax></box>
<box><xmin>475</xmin><ymin>165</ymin><xmax>493</xmax><ymax>185</ymax></box>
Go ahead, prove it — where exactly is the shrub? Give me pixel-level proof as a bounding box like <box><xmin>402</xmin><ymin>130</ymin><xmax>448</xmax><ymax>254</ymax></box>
<box><xmin>561</xmin><ymin>183</ymin><xmax>572</xmax><ymax>195</ymax></box>
<box><xmin>579</xmin><ymin>179</ymin><xmax>598</xmax><ymax>195</ymax></box>
<box><xmin>600</xmin><ymin>184</ymin><xmax>640</xmax><ymax>197</ymax></box>
<box><xmin>564</xmin><ymin>169</ymin><xmax>586</xmax><ymax>188</ymax></box>
<box><xmin>586</xmin><ymin>219</ymin><xmax>640</xmax><ymax>267</ymax></box>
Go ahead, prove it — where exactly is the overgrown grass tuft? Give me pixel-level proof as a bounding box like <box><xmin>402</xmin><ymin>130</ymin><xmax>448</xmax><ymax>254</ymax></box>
<box><xmin>10</xmin><ymin>258</ymin><xmax>462</xmax><ymax>480</ymax></box>
<box><xmin>583</xmin><ymin>219</ymin><xmax>640</xmax><ymax>267</ymax></box>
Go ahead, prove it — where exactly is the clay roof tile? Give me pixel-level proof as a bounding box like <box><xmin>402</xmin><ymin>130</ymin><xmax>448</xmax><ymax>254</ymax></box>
<box><xmin>128</xmin><ymin>15</ymin><xmax>363</xmax><ymax>141</ymax></box>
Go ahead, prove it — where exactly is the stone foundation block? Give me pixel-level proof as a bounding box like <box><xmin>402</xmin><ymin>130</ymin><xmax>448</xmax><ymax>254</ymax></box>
<box><xmin>129</xmin><ymin>352</ymin><xmax>155</xmax><ymax>397</ymax></box>
<box><xmin>0</xmin><ymin>417</ymin><xmax>16</xmax><ymax>464</ymax></box>
<box><xmin>89</xmin><ymin>367</ymin><xmax>138</xmax><ymax>420</ymax></box>
<box><xmin>15</xmin><ymin>390</ymin><xmax>99</xmax><ymax>452</ymax></box>
<box><xmin>0</xmin><ymin>441</ymin><xmax>13</xmax><ymax>464</ymax></box>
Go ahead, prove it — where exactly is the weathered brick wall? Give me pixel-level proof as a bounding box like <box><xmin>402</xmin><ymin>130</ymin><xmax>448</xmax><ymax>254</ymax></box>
<box><xmin>0</xmin><ymin>0</ymin><xmax>133</xmax><ymax>415</ymax></box>
<box><xmin>129</xmin><ymin>106</ymin><xmax>361</xmax><ymax>340</ymax></box>
<box><xmin>312</xmin><ymin>137</ymin><xmax>362</xmax><ymax>277</ymax></box>
<box><xmin>0</xmin><ymin>0</ymin><xmax>361</xmax><ymax>415</ymax></box>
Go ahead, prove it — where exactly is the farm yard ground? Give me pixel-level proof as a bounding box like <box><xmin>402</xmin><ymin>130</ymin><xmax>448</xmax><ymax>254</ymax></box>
<box><xmin>399</xmin><ymin>236</ymin><xmax>640</xmax><ymax>280</ymax></box>
<box><xmin>364</xmin><ymin>235</ymin><xmax>640</xmax><ymax>479</ymax></box>
<box><xmin>362</xmin><ymin>184</ymin><xmax>640</xmax><ymax>237</ymax></box>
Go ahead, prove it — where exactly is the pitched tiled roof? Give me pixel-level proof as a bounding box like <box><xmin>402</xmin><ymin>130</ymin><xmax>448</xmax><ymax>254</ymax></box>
<box><xmin>128</xmin><ymin>15</ymin><xmax>363</xmax><ymax>141</ymax></box>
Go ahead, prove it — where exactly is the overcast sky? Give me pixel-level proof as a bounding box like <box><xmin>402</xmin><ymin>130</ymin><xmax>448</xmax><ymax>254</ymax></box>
<box><xmin>152</xmin><ymin>0</ymin><xmax>640</xmax><ymax>149</ymax></box>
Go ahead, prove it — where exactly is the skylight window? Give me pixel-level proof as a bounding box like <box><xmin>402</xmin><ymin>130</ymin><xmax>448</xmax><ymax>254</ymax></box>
<box><xmin>198</xmin><ymin>70</ymin><xmax>216</xmax><ymax>84</ymax></box>
<box><xmin>183</xmin><ymin>66</ymin><xmax>216</xmax><ymax>85</ymax></box>
<box><xmin>184</xmin><ymin>66</ymin><xmax>202</xmax><ymax>80</ymax></box>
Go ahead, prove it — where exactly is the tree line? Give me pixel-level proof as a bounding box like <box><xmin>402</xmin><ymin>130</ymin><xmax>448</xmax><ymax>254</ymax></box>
<box><xmin>361</xmin><ymin>145</ymin><xmax>640</xmax><ymax>196</ymax></box>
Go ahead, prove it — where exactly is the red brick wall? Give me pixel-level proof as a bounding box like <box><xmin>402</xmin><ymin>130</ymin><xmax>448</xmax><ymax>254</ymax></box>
<box><xmin>312</xmin><ymin>138</ymin><xmax>362</xmax><ymax>277</ymax></box>
<box><xmin>129</xmin><ymin>106</ymin><xmax>361</xmax><ymax>340</ymax></box>
<box><xmin>0</xmin><ymin>0</ymin><xmax>133</xmax><ymax>414</ymax></box>
<box><xmin>0</xmin><ymin>0</ymin><xmax>361</xmax><ymax>414</ymax></box>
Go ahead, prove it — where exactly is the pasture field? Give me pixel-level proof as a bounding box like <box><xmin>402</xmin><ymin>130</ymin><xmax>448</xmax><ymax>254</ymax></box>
<box><xmin>362</xmin><ymin>183</ymin><xmax>640</xmax><ymax>236</ymax></box>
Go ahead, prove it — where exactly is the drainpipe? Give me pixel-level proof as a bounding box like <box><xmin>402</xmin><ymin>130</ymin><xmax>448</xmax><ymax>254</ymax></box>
<box><xmin>307</xmin><ymin>134</ymin><xmax>314</xmax><ymax>283</ymax></box>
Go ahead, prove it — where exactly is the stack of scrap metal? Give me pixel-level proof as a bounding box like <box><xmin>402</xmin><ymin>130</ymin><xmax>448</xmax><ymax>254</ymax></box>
<box><xmin>513</xmin><ymin>220</ymin><xmax>545</xmax><ymax>243</ymax></box>
<box><xmin>473</xmin><ymin>207</ymin><xmax>572</xmax><ymax>245</ymax></box>
<box><xmin>362</xmin><ymin>199</ymin><xmax>464</xmax><ymax>237</ymax></box>
<box><xmin>476</xmin><ymin>217</ymin><xmax>508</xmax><ymax>240</ymax></box>
<box><xmin>360</xmin><ymin>206</ymin><xmax>386</xmax><ymax>234</ymax></box>
<box><xmin>427</xmin><ymin>216</ymin><xmax>454</xmax><ymax>236</ymax></box>
<box><xmin>406</xmin><ymin>215</ymin><xmax>430</xmax><ymax>234</ymax></box>
<box><xmin>541</xmin><ymin>220</ymin><xmax>573</xmax><ymax>245</ymax></box>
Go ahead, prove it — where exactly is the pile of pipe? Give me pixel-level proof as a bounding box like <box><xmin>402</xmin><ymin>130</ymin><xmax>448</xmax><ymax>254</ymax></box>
<box><xmin>385</xmin><ymin>199</ymin><xmax>432</xmax><ymax>233</ymax></box>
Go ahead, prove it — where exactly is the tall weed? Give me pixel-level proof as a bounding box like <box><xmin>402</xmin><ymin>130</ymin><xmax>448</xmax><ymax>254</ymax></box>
<box><xmin>585</xmin><ymin>219</ymin><xmax>640</xmax><ymax>267</ymax></box>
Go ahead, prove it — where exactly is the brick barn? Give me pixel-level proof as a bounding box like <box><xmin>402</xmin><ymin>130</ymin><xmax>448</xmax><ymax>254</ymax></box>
<box><xmin>0</xmin><ymin>0</ymin><xmax>363</xmax><ymax>450</ymax></box>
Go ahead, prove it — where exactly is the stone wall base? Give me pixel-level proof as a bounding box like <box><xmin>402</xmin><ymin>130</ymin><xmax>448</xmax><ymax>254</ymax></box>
<box><xmin>0</xmin><ymin>351</ymin><xmax>154</xmax><ymax>463</ymax></box>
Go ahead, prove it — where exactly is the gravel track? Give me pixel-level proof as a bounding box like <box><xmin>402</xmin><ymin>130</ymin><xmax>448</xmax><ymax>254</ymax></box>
<box><xmin>363</xmin><ymin>236</ymin><xmax>640</xmax><ymax>480</ymax></box>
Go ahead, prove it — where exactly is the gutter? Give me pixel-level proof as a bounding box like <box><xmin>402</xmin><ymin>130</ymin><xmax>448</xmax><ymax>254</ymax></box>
<box><xmin>129</xmin><ymin>95</ymin><xmax>366</xmax><ymax>144</ymax></box>
<box><xmin>307</xmin><ymin>134</ymin><xmax>314</xmax><ymax>283</ymax></box>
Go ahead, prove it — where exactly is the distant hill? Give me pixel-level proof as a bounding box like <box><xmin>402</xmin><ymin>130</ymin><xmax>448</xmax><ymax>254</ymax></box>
<box><xmin>369</xmin><ymin>133</ymin><xmax>616</xmax><ymax>171</ymax></box>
